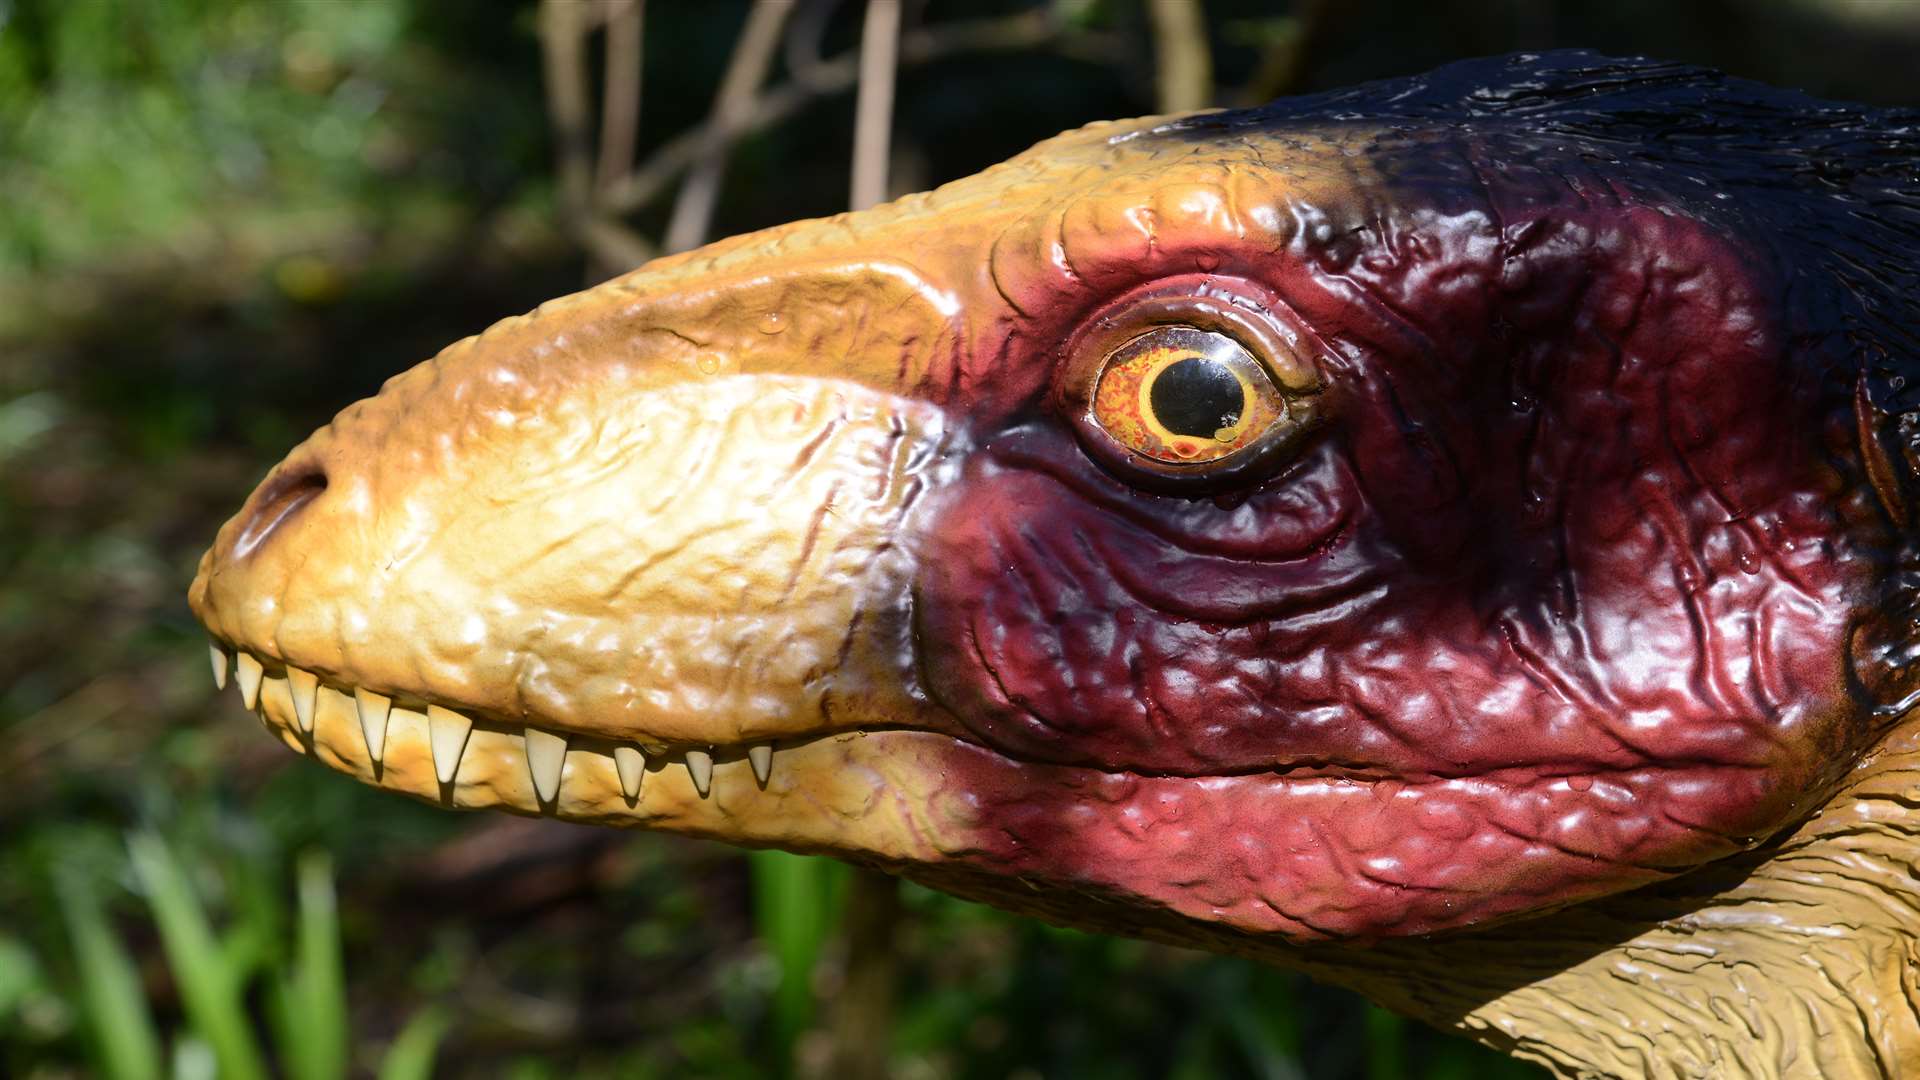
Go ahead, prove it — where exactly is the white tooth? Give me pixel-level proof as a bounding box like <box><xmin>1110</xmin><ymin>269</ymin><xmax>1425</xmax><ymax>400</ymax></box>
<box><xmin>426</xmin><ymin>705</ymin><xmax>472</xmax><ymax>786</ymax></box>
<box><xmin>613</xmin><ymin>746</ymin><xmax>646</xmax><ymax>800</ymax></box>
<box><xmin>354</xmin><ymin>689</ymin><xmax>391</xmax><ymax>763</ymax></box>
<box><xmin>684</xmin><ymin>750</ymin><xmax>713</xmax><ymax>797</ymax></box>
<box><xmin>287</xmin><ymin>667</ymin><xmax>319</xmax><ymax>733</ymax></box>
<box><xmin>748</xmin><ymin>744</ymin><xmax>773</xmax><ymax>785</ymax></box>
<box><xmin>209</xmin><ymin>642</ymin><xmax>230</xmax><ymax>690</ymax></box>
<box><xmin>235</xmin><ymin>654</ymin><xmax>264</xmax><ymax>710</ymax></box>
<box><xmin>525</xmin><ymin>728</ymin><xmax>568</xmax><ymax>805</ymax></box>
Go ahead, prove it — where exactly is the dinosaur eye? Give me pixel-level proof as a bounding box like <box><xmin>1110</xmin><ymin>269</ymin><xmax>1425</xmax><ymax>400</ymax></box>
<box><xmin>1056</xmin><ymin>281</ymin><xmax>1326</xmax><ymax>491</ymax></box>
<box><xmin>1090</xmin><ymin>327</ymin><xmax>1284</xmax><ymax>465</ymax></box>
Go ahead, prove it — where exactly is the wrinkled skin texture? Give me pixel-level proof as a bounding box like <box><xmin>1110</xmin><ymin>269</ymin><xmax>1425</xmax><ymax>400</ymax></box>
<box><xmin>191</xmin><ymin>54</ymin><xmax>1920</xmax><ymax>1078</ymax></box>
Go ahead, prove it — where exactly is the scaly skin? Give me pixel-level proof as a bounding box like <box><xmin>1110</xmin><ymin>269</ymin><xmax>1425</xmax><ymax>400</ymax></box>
<box><xmin>190</xmin><ymin>53</ymin><xmax>1920</xmax><ymax>1077</ymax></box>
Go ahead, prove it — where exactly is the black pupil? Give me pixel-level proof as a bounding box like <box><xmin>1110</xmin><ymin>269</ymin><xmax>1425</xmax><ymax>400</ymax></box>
<box><xmin>1149</xmin><ymin>356</ymin><xmax>1243</xmax><ymax>437</ymax></box>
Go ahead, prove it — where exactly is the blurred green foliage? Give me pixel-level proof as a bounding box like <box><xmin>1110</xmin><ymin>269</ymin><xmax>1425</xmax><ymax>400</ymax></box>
<box><xmin>46</xmin><ymin>829</ymin><xmax>446</xmax><ymax>1080</ymax></box>
<box><xmin>5</xmin><ymin>0</ymin><xmax>1916</xmax><ymax>1076</ymax></box>
<box><xmin>0</xmin><ymin>0</ymin><xmax>548</xmax><ymax>292</ymax></box>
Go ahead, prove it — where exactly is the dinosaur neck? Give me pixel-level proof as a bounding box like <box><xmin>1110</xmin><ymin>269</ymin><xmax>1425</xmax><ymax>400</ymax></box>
<box><xmin>1316</xmin><ymin>712</ymin><xmax>1920</xmax><ymax>1079</ymax></box>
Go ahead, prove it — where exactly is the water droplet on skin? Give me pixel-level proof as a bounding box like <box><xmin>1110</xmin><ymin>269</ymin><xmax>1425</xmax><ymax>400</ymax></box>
<box><xmin>757</xmin><ymin>311</ymin><xmax>786</xmax><ymax>335</ymax></box>
<box><xmin>1567</xmin><ymin>775</ymin><xmax>1593</xmax><ymax>792</ymax></box>
<box><xmin>697</xmin><ymin>355</ymin><xmax>721</xmax><ymax>375</ymax></box>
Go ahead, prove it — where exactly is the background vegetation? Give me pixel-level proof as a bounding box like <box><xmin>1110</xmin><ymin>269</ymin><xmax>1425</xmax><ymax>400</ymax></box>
<box><xmin>4</xmin><ymin>1</ymin><xmax>1917</xmax><ymax>1077</ymax></box>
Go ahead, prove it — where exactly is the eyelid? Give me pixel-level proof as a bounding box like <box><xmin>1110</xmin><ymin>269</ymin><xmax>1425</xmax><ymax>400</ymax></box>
<box><xmin>1052</xmin><ymin>278</ymin><xmax>1329</xmax><ymax>493</ymax></box>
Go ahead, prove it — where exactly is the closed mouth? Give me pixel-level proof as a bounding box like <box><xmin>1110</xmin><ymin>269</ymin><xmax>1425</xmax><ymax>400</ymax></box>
<box><xmin>212</xmin><ymin>636</ymin><xmax>1725</xmax><ymax>803</ymax></box>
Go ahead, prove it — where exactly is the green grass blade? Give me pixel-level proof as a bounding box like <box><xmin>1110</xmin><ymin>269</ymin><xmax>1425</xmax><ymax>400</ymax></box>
<box><xmin>126</xmin><ymin>832</ymin><xmax>268</xmax><ymax>1080</ymax></box>
<box><xmin>283</xmin><ymin>850</ymin><xmax>348</xmax><ymax>1080</ymax></box>
<box><xmin>748</xmin><ymin>849</ymin><xmax>844</xmax><ymax>1054</ymax></box>
<box><xmin>51</xmin><ymin>865</ymin><xmax>163</xmax><ymax>1080</ymax></box>
<box><xmin>376</xmin><ymin>1005</ymin><xmax>451</xmax><ymax>1080</ymax></box>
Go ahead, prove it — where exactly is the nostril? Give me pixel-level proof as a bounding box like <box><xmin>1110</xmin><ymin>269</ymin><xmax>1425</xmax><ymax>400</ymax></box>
<box><xmin>234</xmin><ymin>466</ymin><xmax>327</xmax><ymax>558</ymax></box>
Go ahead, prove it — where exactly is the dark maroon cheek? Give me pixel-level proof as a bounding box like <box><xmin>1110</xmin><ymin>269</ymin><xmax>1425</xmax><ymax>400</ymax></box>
<box><xmin>914</xmin><ymin>428</ymin><xmax>1392</xmax><ymax>775</ymax></box>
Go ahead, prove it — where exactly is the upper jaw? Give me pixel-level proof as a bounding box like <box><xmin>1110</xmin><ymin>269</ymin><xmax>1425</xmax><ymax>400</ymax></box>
<box><xmin>207</xmin><ymin>635</ymin><xmax>862</xmax><ymax>809</ymax></box>
<box><xmin>189</xmin><ymin>363</ymin><xmax>968</xmax><ymax>753</ymax></box>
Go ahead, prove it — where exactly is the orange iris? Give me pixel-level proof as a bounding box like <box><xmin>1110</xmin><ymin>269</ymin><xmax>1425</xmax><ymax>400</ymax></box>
<box><xmin>1090</xmin><ymin>327</ymin><xmax>1283</xmax><ymax>465</ymax></box>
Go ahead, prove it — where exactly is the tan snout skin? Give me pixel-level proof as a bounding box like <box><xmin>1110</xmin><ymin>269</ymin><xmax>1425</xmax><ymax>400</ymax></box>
<box><xmin>194</xmin><ymin>366</ymin><xmax>956</xmax><ymax>748</ymax></box>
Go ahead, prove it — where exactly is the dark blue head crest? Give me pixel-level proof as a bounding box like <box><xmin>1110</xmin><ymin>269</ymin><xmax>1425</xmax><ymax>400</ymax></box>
<box><xmin>1165</xmin><ymin>49</ymin><xmax>1920</xmax><ymax>416</ymax></box>
<box><xmin>1172</xmin><ymin>50</ymin><xmax>1911</xmax><ymax>137</ymax></box>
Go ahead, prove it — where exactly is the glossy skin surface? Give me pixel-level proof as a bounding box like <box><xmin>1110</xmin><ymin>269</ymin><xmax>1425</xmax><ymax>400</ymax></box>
<box><xmin>191</xmin><ymin>48</ymin><xmax>1920</xmax><ymax>1032</ymax></box>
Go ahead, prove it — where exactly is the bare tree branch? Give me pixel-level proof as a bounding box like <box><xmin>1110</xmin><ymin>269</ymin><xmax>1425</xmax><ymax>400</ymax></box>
<box><xmin>1148</xmin><ymin>0</ymin><xmax>1213</xmax><ymax>113</ymax></box>
<box><xmin>539</xmin><ymin>0</ymin><xmax>655</xmax><ymax>276</ymax></box>
<box><xmin>784</xmin><ymin>0</ymin><xmax>842</xmax><ymax>89</ymax></box>
<box><xmin>576</xmin><ymin>216</ymin><xmax>656</xmax><ymax>273</ymax></box>
<box><xmin>664</xmin><ymin>0</ymin><xmax>795</xmax><ymax>253</ymax></box>
<box><xmin>849</xmin><ymin>0</ymin><xmax>901</xmax><ymax>211</ymax></box>
<box><xmin>601</xmin><ymin>9</ymin><xmax>1081</xmax><ymax>218</ymax></box>
<box><xmin>596</xmin><ymin>0</ymin><xmax>645</xmax><ymax>196</ymax></box>
<box><xmin>539</xmin><ymin>0</ymin><xmax>596</xmax><ymax>220</ymax></box>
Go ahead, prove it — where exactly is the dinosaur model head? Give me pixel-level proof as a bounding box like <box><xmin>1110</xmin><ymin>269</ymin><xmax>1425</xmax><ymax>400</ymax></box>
<box><xmin>190</xmin><ymin>52</ymin><xmax>1920</xmax><ymax>1076</ymax></box>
